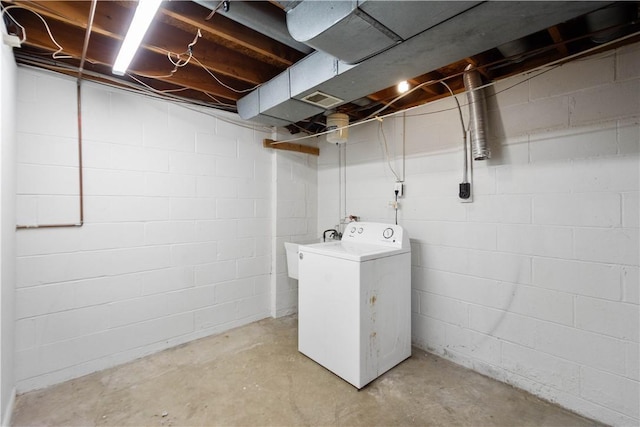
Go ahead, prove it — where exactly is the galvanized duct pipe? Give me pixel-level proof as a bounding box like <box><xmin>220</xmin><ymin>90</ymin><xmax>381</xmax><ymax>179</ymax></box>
<box><xmin>463</xmin><ymin>64</ymin><xmax>490</xmax><ymax>160</ymax></box>
<box><xmin>193</xmin><ymin>0</ymin><xmax>313</xmax><ymax>54</ymax></box>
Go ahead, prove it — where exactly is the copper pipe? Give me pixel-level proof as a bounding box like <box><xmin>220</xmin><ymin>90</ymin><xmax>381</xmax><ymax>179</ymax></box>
<box><xmin>16</xmin><ymin>0</ymin><xmax>97</xmax><ymax>230</ymax></box>
<box><xmin>76</xmin><ymin>80</ymin><xmax>85</xmax><ymax>226</ymax></box>
<box><xmin>77</xmin><ymin>0</ymin><xmax>97</xmax><ymax>79</ymax></box>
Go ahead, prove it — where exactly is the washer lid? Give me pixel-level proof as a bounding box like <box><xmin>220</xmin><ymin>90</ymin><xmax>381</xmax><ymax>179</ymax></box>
<box><xmin>300</xmin><ymin>241</ymin><xmax>409</xmax><ymax>262</ymax></box>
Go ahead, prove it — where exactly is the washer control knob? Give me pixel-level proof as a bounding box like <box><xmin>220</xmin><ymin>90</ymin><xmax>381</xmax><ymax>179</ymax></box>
<box><xmin>358</xmin><ymin>227</ymin><xmax>363</xmax><ymax>234</ymax></box>
<box><xmin>299</xmin><ymin>253</ymin><xmax>304</xmax><ymax>260</ymax></box>
<box><xmin>383</xmin><ymin>228</ymin><xmax>394</xmax><ymax>239</ymax></box>
<box><xmin>350</xmin><ymin>226</ymin><xmax>356</xmax><ymax>233</ymax></box>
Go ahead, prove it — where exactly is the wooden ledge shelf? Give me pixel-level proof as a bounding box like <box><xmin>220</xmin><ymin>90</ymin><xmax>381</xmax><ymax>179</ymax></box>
<box><xmin>263</xmin><ymin>139</ymin><xmax>319</xmax><ymax>156</ymax></box>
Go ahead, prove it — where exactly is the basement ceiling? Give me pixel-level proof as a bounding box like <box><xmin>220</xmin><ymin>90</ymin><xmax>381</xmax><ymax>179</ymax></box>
<box><xmin>1</xmin><ymin>0</ymin><xmax>638</xmax><ymax>135</ymax></box>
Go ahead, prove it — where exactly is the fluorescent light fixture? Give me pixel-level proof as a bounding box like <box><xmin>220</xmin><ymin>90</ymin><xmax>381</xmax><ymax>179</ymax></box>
<box><xmin>397</xmin><ymin>80</ymin><xmax>410</xmax><ymax>93</ymax></box>
<box><xmin>112</xmin><ymin>0</ymin><xmax>163</xmax><ymax>76</ymax></box>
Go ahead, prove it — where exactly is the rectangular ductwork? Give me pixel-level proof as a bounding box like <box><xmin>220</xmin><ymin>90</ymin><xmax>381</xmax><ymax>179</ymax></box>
<box><xmin>238</xmin><ymin>1</ymin><xmax>610</xmax><ymax>126</ymax></box>
<box><xmin>285</xmin><ymin>0</ymin><xmax>479</xmax><ymax>65</ymax></box>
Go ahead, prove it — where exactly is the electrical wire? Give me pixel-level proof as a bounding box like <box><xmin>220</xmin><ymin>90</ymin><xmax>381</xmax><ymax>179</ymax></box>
<box><xmin>166</xmin><ymin>29</ymin><xmax>201</xmax><ymax>74</ymax></box>
<box><xmin>338</xmin><ymin>144</ymin><xmax>342</xmax><ymax>231</ymax></box>
<box><xmin>133</xmin><ymin>30</ymin><xmax>203</xmax><ymax>79</ymax></box>
<box><xmin>394</xmin><ymin>191</ymin><xmax>399</xmax><ymax>225</ymax></box>
<box><xmin>0</xmin><ymin>6</ymin><xmax>26</xmax><ymax>43</ymax></box>
<box><xmin>440</xmin><ymin>80</ymin><xmax>468</xmax><ymax>183</ymax></box>
<box><xmin>92</xmin><ymin>24</ymin><xmax>255</xmax><ymax>96</ymax></box>
<box><xmin>17</xmin><ymin>58</ymin><xmax>270</xmax><ymax>133</ymax></box>
<box><xmin>128</xmin><ymin>73</ymin><xmax>252</xmax><ymax>118</ymax></box>
<box><xmin>377</xmin><ymin>118</ymin><xmax>401</xmax><ymax>182</ymax></box>
<box><xmin>191</xmin><ymin>56</ymin><xmax>261</xmax><ymax>94</ymax></box>
<box><xmin>363</xmin><ymin>79</ymin><xmax>437</xmax><ymax>120</ymax></box>
<box><xmin>401</xmin><ymin>112</ymin><xmax>406</xmax><ymax>182</ymax></box>
<box><xmin>10</xmin><ymin>3</ymin><xmax>636</xmax><ymax>146</ymax></box>
<box><xmin>268</xmin><ymin>65</ymin><xmax>556</xmax><ymax>145</ymax></box>
<box><xmin>203</xmin><ymin>92</ymin><xmax>237</xmax><ymax>108</ymax></box>
<box><xmin>204</xmin><ymin>0</ymin><xmax>226</xmax><ymax>20</ymax></box>
<box><xmin>130</xmin><ymin>69</ymin><xmax>239</xmax><ymax>109</ymax></box>
<box><xmin>128</xmin><ymin>73</ymin><xmax>191</xmax><ymax>94</ymax></box>
<box><xmin>269</xmin><ymin>29</ymin><xmax>639</xmax><ymax>146</ymax></box>
<box><xmin>1</xmin><ymin>4</ymin><xmax>72</xmax><ymax>59</ymax></box>
<box><xmin>128</xmin><ymin>28</ymin><xmax>260</xmax><ymax>95</ymax></box>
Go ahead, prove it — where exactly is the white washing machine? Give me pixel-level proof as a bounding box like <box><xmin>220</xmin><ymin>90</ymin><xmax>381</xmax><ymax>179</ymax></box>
<box><xmin>298</xmin><ymin>222</ymin><xmax>411</xmax><ymax>389</ymax></box>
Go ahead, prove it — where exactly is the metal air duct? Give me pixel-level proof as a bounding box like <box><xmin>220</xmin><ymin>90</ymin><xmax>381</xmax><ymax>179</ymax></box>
<box><xmin>285</xmin><ymin>1</ymin><xmax>478</xmax><ymax>64</ymax></box>
<box><xmin>463</xmin><ymin>64</ymin><xmax>490</xmax><ymax>161</ymax></box>
<box><xmin>236</xmin><ymin>1</ymin><xmax>611</xmax><ymax>125</ymax></box>
<box><xmin>193</xmin><ymin>0</ymin><xmax>313</xmax><ymax>54</ymax></box>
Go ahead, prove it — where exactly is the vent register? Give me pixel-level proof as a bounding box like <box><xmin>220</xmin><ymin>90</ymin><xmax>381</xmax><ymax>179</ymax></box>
<box><xmin>301</xmin><ymin>91</ymin><xmax>345</xmax><ymax>109</ymax></box>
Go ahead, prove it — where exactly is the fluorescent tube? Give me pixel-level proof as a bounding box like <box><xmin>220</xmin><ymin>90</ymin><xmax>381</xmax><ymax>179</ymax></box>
<box><xmin>112</xmin><ymin>0</ymin><xmax>163</xmax><ymax>76</ymax></box>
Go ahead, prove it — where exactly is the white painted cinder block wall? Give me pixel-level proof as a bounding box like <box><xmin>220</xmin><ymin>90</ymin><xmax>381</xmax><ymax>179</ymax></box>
<box><xmin>272</xmin><ymin>150</ymin><xmax>317</xmax><ymax>317</ymax></box>
<box><xmin>14</xmin><ymin>67</ymin><xmax>277</xmax><ymax>392</ymax></box>
<box><xmin>318</xmin><ymin>43</ymin><xmax>639</xmax><ymax>425</ymax></box>
<box><xmin>0</xmin><ymin>21</ymin><xmax>17</xmax><ymax>425</ymax></box>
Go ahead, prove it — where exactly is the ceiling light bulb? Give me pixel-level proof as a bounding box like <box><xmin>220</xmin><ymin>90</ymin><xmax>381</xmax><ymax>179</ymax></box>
<box><xmin>112</xmin><ymin>0</ymin><xmax>163</xmax><ymax>76</ymax></box>
<box><xmin>397</xmin><ymin>81</ymin><xmax>410</xmax><ymax>93</ymax></box>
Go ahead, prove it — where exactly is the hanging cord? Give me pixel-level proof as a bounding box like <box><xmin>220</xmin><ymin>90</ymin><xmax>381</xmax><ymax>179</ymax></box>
<box><xmin>166</xmin><ymin>28</ymin><xmax>201</xmax><ymax>71</ymax></box>
<box><xmin>133</xmin><ymin>28</ymin><xmax>260</xmax><ymax>94</ymax></box>
<box><xmin>401</xmin><ymin>112</ymin><xmax>406</xmax><ymax>182</ymax></box>
<box><xmin>394</xmin><ymin>190</ymin><xmax>399</xmax><ymax>225</ymax></box>
<box><xmin>338</xmin><ymin>144</ymin><xmax>342</xmax><ymax>231</ymax></box>
<box><xmin>1</xmin><ymin>5</ymin><xmax>72</xmax><ymax>59</ymax></box>
<box><xmin>191</xmin><ymin>56</ymin><xmax>261</xmax><ymax>93</ymax></box>
<box><xmin>377</xmin><ymin>117</ymin><xmax>403</xmax><ymax>224</ymax></box>
<box><xmin>343</xmin><ymin>143</ymin><xmax>347</xmax><ymax>229</ymax></box>
<box><xmin>377</xmin><ymin>118</ymin><xmax>401</xmax><ymax>182</ymax></box>
<box><xmin>139</xmin><ymin>29</ymin><xmax>202</xmax><ymax>78</ymax></box>
<box><xmin>204</xmin><ymin>0</ymin><xmax>226</xmax><ymax>20</ymax></box>
<box><xmin>364</xmin><ymin>80</ymin><xmax>437</xmax><ymax>120</ymax></box>
<box><xmin>440</xmin><ymin>81</ymin><xmax>468</xmax><ymax>183</ymax></box>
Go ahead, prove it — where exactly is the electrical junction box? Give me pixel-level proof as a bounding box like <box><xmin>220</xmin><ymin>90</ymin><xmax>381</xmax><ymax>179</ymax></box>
<box><xmin>3</xmin><ymin>34</ymin><xmax>21</xmax><ymax>48</ymax></box>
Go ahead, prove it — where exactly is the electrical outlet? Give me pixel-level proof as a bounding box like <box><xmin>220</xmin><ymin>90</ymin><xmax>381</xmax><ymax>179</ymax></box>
<box><xmin>459</xmin><ymin>182</ymin><xmax>473</xmax><ymax>203</ymax></box>
<box><xmin>394</xmin><ymin>182</ymin><xmax>404</xmax><ymax>198</ymax></box>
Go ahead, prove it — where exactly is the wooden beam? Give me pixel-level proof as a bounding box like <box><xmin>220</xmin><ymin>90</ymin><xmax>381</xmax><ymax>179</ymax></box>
<box><xmin>160</xmin><ymin>1</ymin><xmax>303</xmax><ymax>68</ymax></box>
<box><xmin>11</xmin><ymin>10</ymin><xmax>246</xmax><ymax>102</ymax></box>
<box><xmin>263</xmin><ymin>139</ymin><xmax>319</xmax><ymax>156</ymax></box>
<box><xmin>465</xmin><ymin>56</ymin><xmax>491</xmax><ymax>80</ymax></box>
<box><xmin>547</xmin><ymin>26</ymin><xmax>569</xmax><ymax>56</ymax></box>
<box><xmin>408</xmin><ymin>78</ymin><xmax>440</xmax><ymax>96</ymax></box>
<box><xmin>15</xmin><ymin>1</ymin><xmax>280</xmax><ymax>85</ymax></box>
<box><xmin>142</xmin><ymin>20</ymin><xmax>281</xmax><ymax>84</ymax></box>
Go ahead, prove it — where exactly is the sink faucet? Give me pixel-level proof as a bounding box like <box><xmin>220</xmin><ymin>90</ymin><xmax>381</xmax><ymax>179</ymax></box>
<box><xmin>323</xmin><ymin>229</ymin><xmax>341</xmax><ymax>242</ymax></box>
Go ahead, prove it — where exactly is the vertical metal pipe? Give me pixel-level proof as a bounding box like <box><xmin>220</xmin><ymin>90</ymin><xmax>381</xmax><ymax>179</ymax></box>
<box><xmin>76</xmin><ymin>81</ymin><xmax>84</xmax><ymax>226</ymax></box>
<box><xmin>463</xmin><ymin>64</ymin><xmax>490</xmax><ymax>160</ymax></box>
<box><xmin>16</xmin><ymin>0</ymin><xmax>96</xmax><ymax>229</ymax></box>
<box><xmin>75</xmin><ymin>0</ymin><xmax>96</xmax><ymax>226</ymax></box>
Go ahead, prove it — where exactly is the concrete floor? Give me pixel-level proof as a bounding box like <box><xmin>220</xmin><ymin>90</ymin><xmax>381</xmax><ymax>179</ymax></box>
<box><xmin>12</xmin><ymin>316</ymin><xmax>601</xmax><ymax>427</ymax></box>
